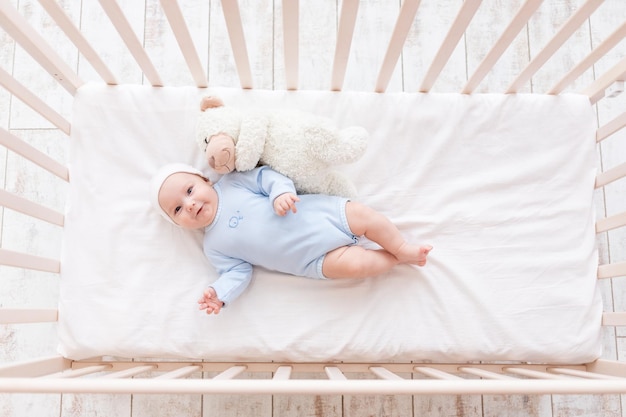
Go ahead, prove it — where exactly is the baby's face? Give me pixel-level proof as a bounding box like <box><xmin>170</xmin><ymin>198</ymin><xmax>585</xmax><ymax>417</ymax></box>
<box><xmin>158</xmin><ymin>172</ymin><xmax>218</xmax><ymax>229</ymax></box>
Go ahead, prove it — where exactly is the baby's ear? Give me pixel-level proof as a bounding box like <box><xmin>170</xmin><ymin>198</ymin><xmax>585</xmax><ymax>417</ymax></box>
<box><xmin>200</xmin><ymin>96</ymin><xmax>224</xmax><ymax>111</ymax></box>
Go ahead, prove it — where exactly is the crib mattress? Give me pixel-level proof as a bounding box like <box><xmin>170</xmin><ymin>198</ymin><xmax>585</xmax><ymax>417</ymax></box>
<box><xmin>59</xmin><ymin>84</ymin><xmax>601</xmax><ymax>363</ymax></box>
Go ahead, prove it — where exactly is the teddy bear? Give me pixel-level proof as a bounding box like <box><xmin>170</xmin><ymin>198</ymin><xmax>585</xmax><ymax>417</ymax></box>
<box><xmin>195</xmin><ymin>96</ymin><xmax>369</xmax><ymax>197</ymax></box>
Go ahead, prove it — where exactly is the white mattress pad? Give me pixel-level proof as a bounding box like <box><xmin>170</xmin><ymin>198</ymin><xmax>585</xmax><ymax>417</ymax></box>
<box><xmin>59</xmin><ymin>84</ymin><xmax>602</xmax><ymax>363</ymax></box>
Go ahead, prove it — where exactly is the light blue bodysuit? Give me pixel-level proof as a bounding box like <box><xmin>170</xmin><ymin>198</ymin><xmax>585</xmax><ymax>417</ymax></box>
<box><xmin>204</xmin><ymin>166</ymin><xmax>358</xmax><ymax>306</ymax></box>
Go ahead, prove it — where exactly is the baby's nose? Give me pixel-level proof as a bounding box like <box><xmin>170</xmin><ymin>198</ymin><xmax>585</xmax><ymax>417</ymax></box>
<box><xmin>185</xmin><ymin>198</ymin><xmax>196</xmax><ymax>211</ymax></box>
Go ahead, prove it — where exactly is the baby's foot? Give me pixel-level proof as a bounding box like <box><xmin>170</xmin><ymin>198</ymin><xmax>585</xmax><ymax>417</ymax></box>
<box><xmin>395</xmin><ymin>244</ymin><xmax>433</xmax><ymax>266</ymax></box>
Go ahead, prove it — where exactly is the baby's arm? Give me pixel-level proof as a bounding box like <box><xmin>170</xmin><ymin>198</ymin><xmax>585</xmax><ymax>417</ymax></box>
<box><xmin>243</xmin><ymin>167</ymin><xmax>299</xmax><ymax>214</ymax></box>
<box><xmin>274</xmin><ymin>192</ymin><xmax>300</xmax><ymax>216</ymax></box>
<box><xmin>198</xmin><ymin>287</ymin><xmax>224</xmax><ymax>315</ymax></box>
<box><xmin>201</xmin><ymin>251</ymin><xmax>254</xmax><ymax>313</ymax></box>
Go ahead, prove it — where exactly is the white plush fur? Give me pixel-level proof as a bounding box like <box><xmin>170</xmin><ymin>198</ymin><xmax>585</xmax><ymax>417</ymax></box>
<box><xmin>196</xmin><ymin>102</ymin><xmax>369</xmax><ymax>197</ymax></box>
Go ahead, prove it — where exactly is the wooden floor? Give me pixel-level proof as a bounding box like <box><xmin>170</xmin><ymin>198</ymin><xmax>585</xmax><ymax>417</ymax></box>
<box><xmin>1</xmin><ymin>0</ymin><xmax>626</xmax><ymax>415</ymax></box>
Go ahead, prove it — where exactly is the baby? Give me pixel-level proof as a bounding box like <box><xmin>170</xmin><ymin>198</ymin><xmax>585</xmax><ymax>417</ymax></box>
<box><xmin>151</xmin><ymin>163</ymin><xmax>432</xmax><ymax>315</ymax></box>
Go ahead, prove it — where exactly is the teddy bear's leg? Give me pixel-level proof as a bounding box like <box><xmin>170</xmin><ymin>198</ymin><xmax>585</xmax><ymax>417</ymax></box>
<box><xmin>338</xmin><ymin>126</ymin><xmax>368</xmax><ymax>162</ymax></box>
<box><xmin>317</xmin><ymin>172</ymin><xmax>358</xmax><ymax>198</ymax></box>
<box><xmin>308</xmin><ymin>126</ymin><xmax>368</xmax><ymax>165</ymax></box>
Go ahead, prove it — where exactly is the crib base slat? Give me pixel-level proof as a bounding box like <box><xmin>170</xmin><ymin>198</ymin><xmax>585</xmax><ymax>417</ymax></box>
<box><xmin>3</xmin><ymin>378</ymin><xmax>626</xmax><ymax>395</ymax></box>
<box><xmin>0</xmin><ymin>356</ymin><xmax>71</xmax><ymax>378</ymax></box>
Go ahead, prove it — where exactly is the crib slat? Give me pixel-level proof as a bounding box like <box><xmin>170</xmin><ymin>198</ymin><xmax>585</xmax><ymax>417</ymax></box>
<box><xmin>458</xmin><ymin>367</ymin><xmax>516</xmax><ymax>380</ymax></box>
<box><xmin>330</xmin><ymin>0</ymin><xmax>359</xmax><ymax>91</ymax></box>
<box><xmin>0</xmin><ymin>67</ymin><xmax>71</xmax><ymax>134</ymax></box>
<box><xmin>282</xmin><ymin>0</ymin><xmax>299</xmax><ymax>90</ymax></box>
<box><xmin>101</xmin><ymin>365</ymin><xmax>156</xmax><ymax>379</ymax></box>
<box><xmin>414</xmin><ymin>366</ymin><xmax>463</xmax><ymax>380</ymax></box>
<box><xmin>324</xmin><ymin>366</ymin><xmax>347</xmax><ymax>380</ymax></box>
<box><xmin>462</xmin><ymin>0</ymin><xmax>543</xmax><ymax>94</ymax></box>
<box><xmin>587</xmin><ymin>359</ymin><xmax>626</xmax><ymax>378</ymax></box>
<box><xmin>46</xmin><ymin>365</ymin><xmax>111</xmax><ymax>379</ymax></box>
<box><xmin>273</xmin><ymin>366</ymin><xmax>292</xmax><ymax>380</ymax></box>
<box><xmin>597</xmin><ymin>111</ymin><xmax>626</xmax><ymax>143</ymax></box>
<box><xmin>548</xmin><ymin>21</ymin><xmax>626</xmax><ymax>94</ymax></box>
<box><xmin>548</xmin><ymin>367</ymin><xmax>623</xmax><ymax>380</ymax></box>
<box><xmin>506</xmin><ymin>0</ymin><xmax>604</xmax><ymax>94</ymax></box>
<box><xmin>220</xmin><ymin>0</ymin><xmax>253</xmax><ymax>89</ymax></box>
<box><xmin>0</xmin><ymin>355</ymin><xmax>71</xmax><ymax>378</ymax></box>
<box><xmin>0</xmin><ymin>189</ymin><xmax>64</xmax><ymax>226</ymax></box>
<box><xmin>212</xmin><ymin>365</ymin><xmax>247</xmax><ymax>380</ymax></box>
<box><xmin>97</xmin><ymin>0</ymin><xmax>163</xmax><ymax>87</ymax></box>
<box><xmin>581</xmin><ymin>54</ymin><xmax>626</xmax><ymax>104</ymax></box>
<box><xmin>419</xmin><ymin>0</ymin><xmax>482</xmax><ymax>92</ymax></box>
<box><xmin>596</xmin><ymin>211</ymin><xmax>626</xmax><ymax>233</ymax></box>
<box><xmin>596</xmin><ymin>162</ymin><xmax>626</xmax><ymax>188</ymax></box>
<box><xmin>598</xmin><ymin>261</ymin><xmax>626</xmax><ymax>279</ymax></box>
<box><xmin>0</xmin><ymin>1</ymin><xmax>82</xmax><ymax>95</ymax></box>
<box><xmin>375</xmin><ymin>0</ymin><xmax>421</xmax><ymax>93</ymax></box>
<box><xmin>369</xmin><ymin>366</ymin><xmax>405</xmax><ymax>381</ymax></box>
<box><xmin>0</xmin><ymin>128</ymin><xmax>69</xmax><ymax>181</ymax></box>
<box><xmin>504</xmin><ymin>367</ymin><xmax>572</xmax><ymax>380</ymax></box>
<box><xmin>155</xmin><ymin>365</ymin><xmax>202</xmax><ymax>380</ymax></box>
<box><xmin>0</xmin><ymin>308</ymin><xmax>58</xmax><ymax>324</ymax></box>
<box><xmin>158</xmin><ymin>0</ymin><xmax>207</xmax><ymax>88</ymax></box>
<box><xmin>0</xmin><ymin>248</ymin><xmax>60</xmax><ymax>273</ymax></box>
<box><xmin>37</xmin><ymin>0</ymin><xmax>117</xmax><ymax>85</ymax></box>
<box><xmin>602</xmin><ymin>312</ymin><xmax>626</xmax><ymax>326</ymax></box>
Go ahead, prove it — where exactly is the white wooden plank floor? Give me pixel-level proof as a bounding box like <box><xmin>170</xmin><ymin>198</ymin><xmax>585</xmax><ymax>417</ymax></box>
<box><xmin>1</xmin><ymin>0</ymin><xmax>625</xmax><ymax>416</ymax></box>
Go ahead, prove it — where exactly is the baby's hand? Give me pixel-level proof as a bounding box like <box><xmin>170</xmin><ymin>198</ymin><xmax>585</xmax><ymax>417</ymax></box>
<box><xmin>274</xmin><ymin>192</ymin><xmax>300</xmax><ymax>216</ymax></box>
<box><xmin>198</xmin><ymin>287</ymin><xmax>224</xmax><ymax>315</ymax></box>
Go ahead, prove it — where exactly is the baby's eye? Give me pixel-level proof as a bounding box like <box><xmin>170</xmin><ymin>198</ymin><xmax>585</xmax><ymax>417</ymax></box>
<box><xmin>174</xmin><ymin>206</ymin><xmax>181</xmax><ymax>214</ymax></box>
<box><xmin>187</xmin><ymin>186</ymin><xmax>193</xmax><ymax>195</ymax></box>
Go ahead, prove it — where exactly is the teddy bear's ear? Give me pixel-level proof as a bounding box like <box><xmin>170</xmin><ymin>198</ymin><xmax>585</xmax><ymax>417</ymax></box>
<box><xmin>200</xmin><ymin>96</ymin><xmax>224</xmax><ymax>112</ymax></box>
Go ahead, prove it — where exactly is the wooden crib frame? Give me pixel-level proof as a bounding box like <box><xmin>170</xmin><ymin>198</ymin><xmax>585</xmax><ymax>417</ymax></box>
<box><xmin>1</xmin><ymin>0</ymin><xmax>626</xmax><ymax>398</ymax></box>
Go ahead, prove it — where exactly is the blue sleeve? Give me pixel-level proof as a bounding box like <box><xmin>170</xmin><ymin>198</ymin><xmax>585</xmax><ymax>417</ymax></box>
<box><xmin>206</xmin><ymin>252</ymin><xmax>253</xmax><ymax>306</ymax></box>
<box><xmin>240</xmin><ymin>166</ymin><xmax>296</xmax><ymax>202</ymax></box>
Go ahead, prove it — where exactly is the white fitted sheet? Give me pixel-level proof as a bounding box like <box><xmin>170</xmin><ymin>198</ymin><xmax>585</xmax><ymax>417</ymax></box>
<box><xmin>59</xmin><ymin>84</ymin><xmax>602</xmax><ymax>363</ymax></box>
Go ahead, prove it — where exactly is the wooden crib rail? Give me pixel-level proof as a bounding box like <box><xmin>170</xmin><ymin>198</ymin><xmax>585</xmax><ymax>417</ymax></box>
<box><xmin>418</xmin><ymin>0</ymin><xmax>482</xmax><ymax>93</ymax></box>
<box><xmin>0</xmin><ymin>1</ymin><xmax>82</xmax><ymax>94</ymax></box>
<box><xmin>0</xmin><ymin>189</ymin><xmax>64</xmax><ymax>226</ymax></box>
<box><xmin>97</xmin><ymin>0</ymin><xmax>163</xmax><ymax>87</ymax></box>
<box><xmin>330</xmin><ymin>0</ymin><xmax>359</xmax><ymax>91</ymax></box>
<box><xmin>0</xmin><ymin>248</ymin><xmax>60</xmax><ymax>273</ymax></box>
<box><xmin>0</xmin><ymin>128</ymin><xmax>68</xmax><ymax>181</ymax></box>
<box><xmin>0</xmin><ymin>308</ymin><xmax>58</xmax><ymax>324</ymax></box>
<box><xmin>462</xmin><ymin>0</ymin><xmax>542</xmax><ymax>94</ymax></box>
<box><xmin>594</xmin><ymin>97</ymin><xmax>626</xmax><ymax>283</ymax></box>
<box><xmin>1</xmin><ymin>0</ymin><xmax>625</xmax><ymax>95</ymax></box>
<box><xmin>505</xmin><ymin>0</ymin><xmax>603</xmax><ymax>94</ymax></box>
<box><xmin>158</xmin><ymin>0</ymin><xmax>208</xmax><ymax>88</ymax></box>
<box><xmin>3</xmin><ymin>359</ymin><xmax>626</xmax><ymax>395</ymax></box>
<box><xmin>548</xmin><ymin>20</ymin><xmax>626</xmax><ymax>95</ymax></box>
<box><xmin>582</xmin><ymin>54</ymin><xmax>626</xmax><ymax>103</ymax></box>
<box><xmin>0</xmin><ymin>67</ymin><xmax>71</xmax><ymax>133</ymax></box>
<box><xmin>36</xmin><ymin>0</ymin><xmax>117</xmax><ymax>85</ymax></box>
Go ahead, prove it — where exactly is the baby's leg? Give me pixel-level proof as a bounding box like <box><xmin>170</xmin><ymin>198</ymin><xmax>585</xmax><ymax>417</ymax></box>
<box><xmin>345</xmin><ymin>201</ymin><xmax>432</xmax><ymax>266</ymax></box>
<box><xmin>322</xmin><ymin>246</ymin><xmax>399</xmax><ymax>279</ymax></box>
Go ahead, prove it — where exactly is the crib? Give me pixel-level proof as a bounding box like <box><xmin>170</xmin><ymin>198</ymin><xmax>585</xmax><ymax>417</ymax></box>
<box><xmin>1</xmin><ymin>0</ymin><xmax>626</xmax><ymax>415</ymax></box>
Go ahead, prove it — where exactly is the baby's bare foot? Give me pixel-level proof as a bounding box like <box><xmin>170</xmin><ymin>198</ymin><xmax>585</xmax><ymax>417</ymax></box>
<box><xmin>395</xmin><ymin>243</ymin><xmax>433</xmax><ymax>266</ymax></box>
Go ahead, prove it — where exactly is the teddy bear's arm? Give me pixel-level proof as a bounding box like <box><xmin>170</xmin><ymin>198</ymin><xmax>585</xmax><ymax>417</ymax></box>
<box><xmin>234</xmin><ymin>112</ymin><xmax>269</xmax><ymax>171</ymax></box>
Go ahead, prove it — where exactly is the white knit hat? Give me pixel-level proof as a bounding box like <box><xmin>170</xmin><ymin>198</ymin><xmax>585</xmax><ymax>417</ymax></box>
<box><xmin>150</xmin><ymin>163</ymin><xmax>204</xmax><ymax>225</ymax></box>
